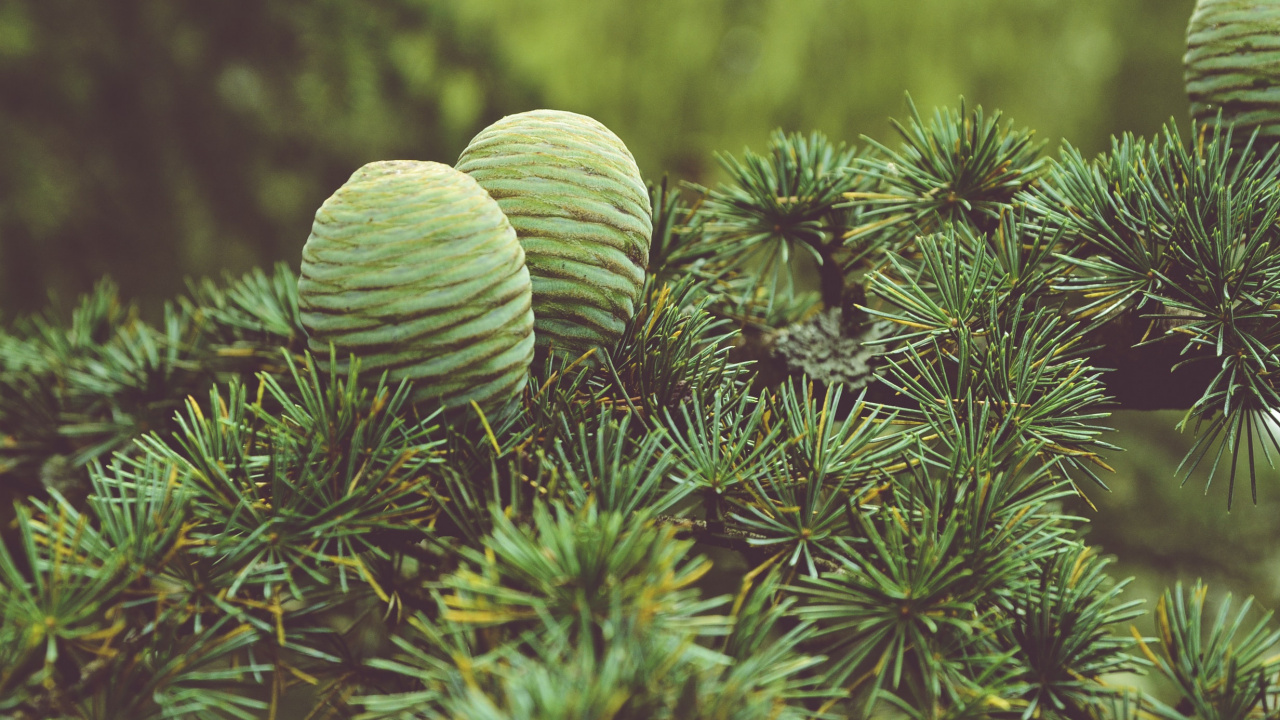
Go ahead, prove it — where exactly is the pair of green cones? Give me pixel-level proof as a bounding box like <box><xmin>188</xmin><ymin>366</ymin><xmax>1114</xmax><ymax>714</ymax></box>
<box><xmin>294</xmin><ymin>0</ymin><xmax>1280</xmax><ymax>418</ymax></box>
<box><xmin>296</xmin><ymin>110</ymin><xmax>653</xmax><ymax>415</ymax></box>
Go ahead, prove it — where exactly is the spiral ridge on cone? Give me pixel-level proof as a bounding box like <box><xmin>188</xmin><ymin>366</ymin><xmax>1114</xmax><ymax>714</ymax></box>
<box><xmin>298</xmin><ymin>160</ymin><xmax>534</xmax><ymax>414</ymax></box>
<box><xmin>1185</xmin><ymin>0</ymin><xmax>1280</xmax><ymax>142</ymax></box>
<box><xmin>456</xmin><ymin>109</ymin><xmax>651</xmax><ymax>361</ymax></box>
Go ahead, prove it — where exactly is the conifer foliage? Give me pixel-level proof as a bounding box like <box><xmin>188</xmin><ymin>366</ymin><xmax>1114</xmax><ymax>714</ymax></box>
<box><xmin>4</xmin><ymin>97</ymin><xmax>1280</xmax><ymax>719</ymax></box>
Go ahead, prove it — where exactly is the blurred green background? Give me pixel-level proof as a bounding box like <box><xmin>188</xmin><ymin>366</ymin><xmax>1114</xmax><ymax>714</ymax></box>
<box><xmin>5</xmin><ymin>0</ymin><xmax>1280</xmax><ymax>686</ymax></box>
<box><xmin>0</xmin><ymin>0</ymin><xmax>1195</xmax><ymax>314</ymax></box>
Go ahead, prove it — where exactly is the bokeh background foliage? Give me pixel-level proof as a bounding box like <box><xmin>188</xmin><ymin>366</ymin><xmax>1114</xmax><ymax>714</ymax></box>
<box><xmin>0</xmin><ymin>0</ymin><xmax>1189</xmax><ymax>314</ymax></box>
<box><xmin>6</xmin><ymin>0</ymin><xmax>1280</xmax><ymax>691</ymax></box>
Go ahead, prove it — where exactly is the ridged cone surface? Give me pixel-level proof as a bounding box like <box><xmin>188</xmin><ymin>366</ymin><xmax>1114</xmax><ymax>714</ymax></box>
<box><xmin>456</xmin><ymin>109</ymin><xmax>651</xmax><ymax>361</ymax></box>
<box><xmin>1185</xmin><ymin>0</ymin><xmax>1280</xmax><ymax>140</ymax></box>
<box><xmin>298</xmin><ymin>160</ymin><xmax>534</xmax><ymax>414</ymax></box>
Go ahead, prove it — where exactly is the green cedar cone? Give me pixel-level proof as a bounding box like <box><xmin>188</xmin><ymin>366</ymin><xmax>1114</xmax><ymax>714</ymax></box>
<box><xmin>456</xmin><ymin>109</ymin><xmax>652</xmax><ymax>362</ymax></box>
<box><xmin>298</xmin><ymin>160</ymin><xmax>534</xmax><ymax>414</ymax></box>
<box><xmin>1185</xmin><ymin>0</ymin><xmax>1280</xmax><ymax>142</ymax></box>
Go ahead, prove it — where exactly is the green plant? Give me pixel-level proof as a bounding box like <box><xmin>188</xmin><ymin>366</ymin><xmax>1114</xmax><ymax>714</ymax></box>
<box><xmin>7</xmin><ymin>63</ymin><xmax>1280</xmax><ymax>720</ymax></box>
